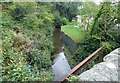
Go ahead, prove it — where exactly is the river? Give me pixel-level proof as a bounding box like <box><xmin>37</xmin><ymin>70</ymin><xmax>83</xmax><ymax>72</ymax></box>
<box><xmin>52</xmin><ymin>28</ymin><xmax>71</xmax><ymax>81</ymax></box>
<box><xmin>53</xmin><ymin>28</ymin><xmax>63</xmax><ymax>54</ymax></box>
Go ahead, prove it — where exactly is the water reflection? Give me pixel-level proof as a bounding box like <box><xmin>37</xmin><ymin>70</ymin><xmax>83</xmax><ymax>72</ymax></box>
<box><xmin>52</xmin><ymin>28</ymin><xmax>71</xmax><ymax>81</ymax></box>
<box><xmin>53</xmin><ymin>28</ymin><xmax>63</xmax><ymax>55</ymax></box>
<box><xmin>52</xmin><ymin>52</ymin><xmax>71</xmax><ymax>81</ymax></box>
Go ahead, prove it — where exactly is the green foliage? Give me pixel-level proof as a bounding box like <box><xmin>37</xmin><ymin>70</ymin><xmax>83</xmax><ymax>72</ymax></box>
<box><xmin>11</xmin><ymin>5</ymin><xmax>26</xmax><ymax>21</ymax></box>
<box><xmin>2</xmin><ymin>65</ymin><xmax>33</xmax><ymax>81</ymax></box>
<box><xmin>22</xmin><ymin>28</ymin><xmax>54</xmax><ymax>69</ymax></box>
<box><xmin>53</xmin><ymin>2</ymin><xmax>81</xmax><ymax>22</ymax></box>
<box><xmin>29</xmin><ymin>48</ymin><xmax>52</xmax><ymax>70</ymax></box>
<box><xmin>66</xmin><ymin>75</ymin><xmax>79</xmax><ymax>82</ymax></box>
<box><xmin>2</xmin><ymin>62</ymin><xmax>52</xmax><ymax>81</ymax></box>
<box><xmin>75</xmin><ymin>35</ymin><xmax>100</xmax><ymax>62</ymax></box>
<box><xmin>2</xmin><ymin>2</ymin><xmax>54</xmax><ymax>29</ymax></box>
<box><xmin>1</xmin><ymin>28</ymin><xmax>27</xmax><ymax>81</ymax></box>
<box><xmin>2</xmin><ymin>28</ymin><xmax>23</xmax><ymax>66</ymax></box>
<box><xmin>101</xmin><ymin>42</ymin><xmax>114</xmax><ymax>53</ymax></box>
<box><xmin>2</xmin><ymin>12</ymin><xmax>15</xmax><ymax>28</ymax></box>
<box><xmin>79</xmin><ymin>2</ymin><xmax>100</xmax><ymax>18</ymax></box>
<box><xmin>24</xmin><ymin>14</ymin><xmax>39</xmax><ymax>28</ymax></box>
<box><xmin>39</xmin><ymin>71</ymin><xmax>52</xmax><ymax>81</ymax></box>
<box><xmin>2</xmin><ymin>2</ymin><xmax>119</xmax><ymax>82</ymax></box>
<box><xmin>62</xmin><ymin>17</ymin><xmax>69</xmax><ymax>25</ymax></box>
<box><xmin>1</xmin><ymin>2</ymin><xmax>55</xmax><ymax>81</ymax></box>
<box><xmin>75</xmin><ymin>2</ymin><xmax>120</xmax><ymax>63</ymax></box>
<box><xmin>53</xmin><ymin>13</ymin><xmax>62</xmax><ymax>28</ymax></box>
<box><xmin>2</xmin><ymin>28</ymin><xmax>14</xmax><ymax>49</ymax></box>
<box><xmin>35</xmin><ymin>3</ymin><xmax>54</xmax><ymax>28</ymax></box>
<box><xmin>78</xmin><ymin>2</ymin><xmax>100</xmax><ymax>31</ymax></box>
<box><xmin>1</xmin><ymin>26</ymin><xmax>53</xmax><ymax>82</ymax></box>
<box><xmin>91</xmin><ymin>2</ymin><xmax>118</xmax><ymax>35</ymax></box>
<box><xmin>117</xmin><ymin>2</ymin><xmax>120</xmax><ymax>24</ymax></box>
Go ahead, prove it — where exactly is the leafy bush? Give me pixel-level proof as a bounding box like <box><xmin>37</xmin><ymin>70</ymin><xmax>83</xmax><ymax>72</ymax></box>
<box><xmin>1</xmin><ymin>28</ymin><xmax>26</xmax><ymax>81</ymax></box>
<box><xmin>75</xmin><ymin>35</ymin><xmax>100</xmax><ymax>63</ymax></box>
<box><xmin>2</xmin><ymin>12</ymin><xmax>16</xmax><ymax>28</ymax></box>
<box><xmin>75</xmin><ymin>2</ymin><xmax>120</xmax><ymax>64</ymax></box>
<box><xmin>29</xmin><ymin>48</ymin><xmax>52</xmax><ymax>71</ymax></box>
<box><xmin>66</xmin><ymin>75</ymin><xmax>78</xmax><ymax>82</ymax></box>
<box><xmin>2</xmin><ymin>65</ymin><xmax>33</xmax><ymax>81</ymax></box>
<box><xmin>24</xmin><ymin>14</ymin><xmax>39</xmax><ymax>29</ymax></box>
<box><xmin>11</xmin><ymin>5</ymin><xmax>26</xmax><ymax>21</ymax></box>
<box><xmin>1</xmin><ymin>27</ymin><xmax>53</xmax><ymax>81</ymax></box>
<box><xmin>62</xmin><ymin>18</ymin><xmax>69</xmax><ymax>25</ymax></box>
<box><xmin>53</xmin><ymin>13</ymin><xmax>62</xmax><ymax>28</ymax></box>
<box><xmin>39</xmin><ymin>71</ymin><xmax>52</xmax><ymax>81</ymax></box>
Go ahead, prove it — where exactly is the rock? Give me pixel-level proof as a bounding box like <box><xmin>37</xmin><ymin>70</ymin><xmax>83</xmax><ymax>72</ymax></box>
<box><xmin>110</xmin><ymin>48</ymin><xmax>120</xmax><ymax>55</ymax></box>
<box><xmin>103</xmin><ymin>54</ymin><xmax>119</xmax><ymax>62</ymax></box>
<box><xmin>78</xmin><ymin>48</ymin><xmax>119</xmax><ymax>81</ymax></box>
<box><xmin>92</xmin><ymin>62</ymin><xmax>118</xmax><ymax>81</ymax></box>
<box><xmin>78</xmin><ymin>69</ymin><xmax>110</xmax><ymax>81</ymax></box>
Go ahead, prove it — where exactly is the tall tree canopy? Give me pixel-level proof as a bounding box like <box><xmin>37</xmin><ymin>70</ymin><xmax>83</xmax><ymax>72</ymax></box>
<box><xmin>53</xmin><ymin>2</ymin><xmax>81</xmax><ymax>22</ymax></box>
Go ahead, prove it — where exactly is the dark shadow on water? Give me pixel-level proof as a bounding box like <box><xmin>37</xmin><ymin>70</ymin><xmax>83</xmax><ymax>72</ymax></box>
<box><xmin>52</xmin><ymin>28</ymin><xmax>63</xmax><ymax>56</ymax></box>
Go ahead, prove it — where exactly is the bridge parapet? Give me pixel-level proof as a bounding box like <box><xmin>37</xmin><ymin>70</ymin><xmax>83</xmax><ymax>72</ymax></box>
<box><xmin>78</xmin><ymin>48</ymin><xmax>120</xmax><ymax>81</ymax></box>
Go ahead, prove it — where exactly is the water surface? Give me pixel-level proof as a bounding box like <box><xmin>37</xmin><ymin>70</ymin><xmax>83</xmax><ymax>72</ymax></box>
<box><xmin>52</xmin><ymin>28</ymin><xmax>71</xmax><ymax>81</ymax></box>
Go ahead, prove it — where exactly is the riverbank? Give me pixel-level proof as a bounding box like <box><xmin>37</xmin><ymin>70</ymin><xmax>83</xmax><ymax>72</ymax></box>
<box><xmin>61</xmin><ymin>25</ymin><xmax>85</xmax><ymax>43</ymax></box>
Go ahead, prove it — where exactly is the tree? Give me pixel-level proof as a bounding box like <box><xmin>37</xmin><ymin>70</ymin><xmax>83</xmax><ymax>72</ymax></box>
<box><xmin>53</xmin><ymin>2</ymin><xmax>81</xmax><ymax>22</ymax></box>
<box><xmin>79</xmin><ymin>2</ymin><xmax>100</xmax><ymax>31</ymax></box>
<box><xmin>75</xmin><ymin>2</ymin><xmax>120</xmax><ymax>63</ymax></box>
<box><xmin>1</xmin><ymin>2</ymin><xmax>55</xmax><ymax>81</ymax></box>
<box><xmin>91</xmin><ymin>2</ymin><xmax>118</xmax><ymax>35</ymax></box>
<box><xmin>53</xmin><ymin>13</ymin><xmax>62</xmax><ymax>29</ymax></box>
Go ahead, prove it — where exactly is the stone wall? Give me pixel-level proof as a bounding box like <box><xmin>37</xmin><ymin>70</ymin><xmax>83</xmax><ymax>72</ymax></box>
<box><xmin>78</xmin><ymin>48</ymin><xmax>120</xmax><ymax>81</ymax></box>
<box><xmin>61</xmin><ymin>32</ymin><xmax>77</xmax><ymax>54</ymax></box>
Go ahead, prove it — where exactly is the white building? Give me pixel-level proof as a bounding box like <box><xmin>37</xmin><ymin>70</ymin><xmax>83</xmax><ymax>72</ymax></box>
<box><xmin>76</xmin><ymin>15</ymin><xmax>93</xmax><ymax>31</ymax></box>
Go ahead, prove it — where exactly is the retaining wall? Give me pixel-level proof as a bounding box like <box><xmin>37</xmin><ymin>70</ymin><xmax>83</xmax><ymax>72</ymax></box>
<box><xmin>61</xmin><ymin>32</ymin><xmax>77</xmax><ymax>54</ymax></box>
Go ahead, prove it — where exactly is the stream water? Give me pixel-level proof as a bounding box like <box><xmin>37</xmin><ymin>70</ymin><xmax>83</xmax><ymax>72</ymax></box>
<box><xmin>52</xmin><ymin>28</ymin><xmax>63</xmax><ymax>54</ymax></box>
<box><xmin>52</xmin><ymin>28</ymin><xmax>71</xmax><ymax>81</ymax></box>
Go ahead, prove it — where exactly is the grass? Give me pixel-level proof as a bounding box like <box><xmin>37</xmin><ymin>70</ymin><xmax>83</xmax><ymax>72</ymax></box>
<box><xmin>61</xmin><ymin>25</ymin><xmax>85</xmax><ymax>43</ymax></box>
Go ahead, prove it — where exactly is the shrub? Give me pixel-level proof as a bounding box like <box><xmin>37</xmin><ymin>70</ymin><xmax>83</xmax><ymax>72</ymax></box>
<box><xmin>11</xmin><ymin>5</ymin><xmax>26</xmax><ymax>21</ymax></box>
<box><xmin>53</xmin><ymin>14</ymin><xmax>62</xmax><ymax>28</ymax></box>
<box><xmin>66</xmin><ymin>75</ymin><xmax>78</xmax><ymax>82</ymax></box>
<box><xmin>23</xmin><ymin>14</ymin><xmax>40</xmax><ymax>29</ymax></box>
<box><xmin>62</xmin><ymin>18</ymin><xmax>69</xmax><ymax>25</ymax></box>
<box><xmin>28</xmin><ymin>48</ymin><xmax>52</xmax><ymax>71</ymax></box>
